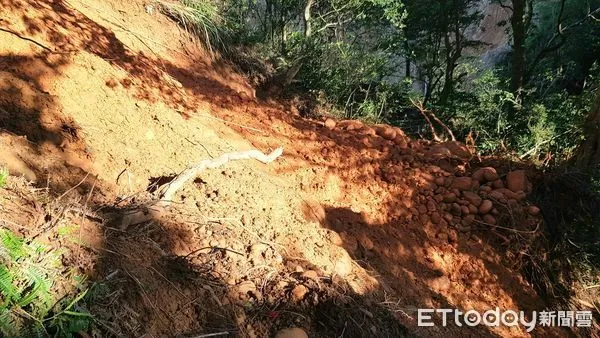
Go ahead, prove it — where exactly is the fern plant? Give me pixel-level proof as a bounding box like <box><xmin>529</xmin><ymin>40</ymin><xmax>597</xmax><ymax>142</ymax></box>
<box><xmin>0</xmin><ymin>229</ymin><xmax>92</xmax><ymax>337</ymax></box>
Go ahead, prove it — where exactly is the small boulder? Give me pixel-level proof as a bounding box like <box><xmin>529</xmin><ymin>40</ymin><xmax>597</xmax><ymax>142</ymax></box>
<box><xmin>482</xmin><ymin>214</ymin><xmax>497</xmax><ymax>225</ymax></box>
<box><xmin>291</xmin><ymin>285</ymin><xmax>309</xmax><ymax>301</ymax></box>
<box><xmin>452</xmin><ymin>177</ymin><xmax>473</xmax><ymax>191</ymax></box>
<box><xmin>324</xmin><ymin>118</ymin><xmax>336</xmax><ymax>130</ymax></box>
<box><xmin>443</xmin><ymin>192</ymin><xmax>457</xmax><ymax>203</ymax></box>
<box><xmin>472</xmin><ymin>167</ymin><xmax>498</xmax><ymax>183</ymax></box>
<box><xmin>395</xmin><ymin>136</ymin><xmax>408</xmax><ymax>149</ymax></box>
<box><xmin>479</xmin><ymin>200</ymin><xmax>493</xmax><ymax>214</ymax></box>
<box><xmin>462</xmin><ymin>214</ymin><xmax>475</xmax><ymax>226</ymax></box>
<box><xmin>527</xmin><ymin>205</ymin><xmax>541</xmax><ymax>216</ymax></box>
<box><xmin>275</xmin><ymin>328</ymin><xmax>309</xmax><ymax>338</ymax></box>
<box><xmin>375</xmin><ymin>125</ymin><xmax>397</xmax><ymax>140</ymax></box>
<box><xmin>483</xmin><ymin>167</ymin><xmax>499</xmax><ymax>181</ymax></box>
<box><xmin>506</xmin><ymin>170</ymin><xmax>528</xmax><ymax>193</ymax></box>
<box><xmin>462</xmin><ymin>191</ymin><xmax>482</xmax><ymax>207</ymax></box>
<box><xmin>431</xmin><ymin>212</ymin><xmax>442</xmax><ymax>224</ymax></box>
<box><xmin>301</xmin><ymin>270</ymin><xmax>319</xmax><ymax>280</ymax></box>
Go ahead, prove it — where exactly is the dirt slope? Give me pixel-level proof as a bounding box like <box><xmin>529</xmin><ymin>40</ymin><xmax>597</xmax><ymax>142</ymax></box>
<box><xmin>0</xmin><ymin>0</ymin><xmax>569</xmax><ymax>337</ymax></box>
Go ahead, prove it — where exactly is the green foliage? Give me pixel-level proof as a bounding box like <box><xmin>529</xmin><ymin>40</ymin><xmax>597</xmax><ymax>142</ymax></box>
<box><xmin>0</xmin><ymin>167</ymin><xmax>8</xmax><ymax>188</ymax></box>
<box><xmin>444</xmin><ymin>68</ymin><xmax>513</xmax><ymax>152</ymax></box>
<box><xmin>204</xmin><ymin>0</ymin><xmax>600</xmax><ymax>162</ymax></box>
<box><xmin>0</xmin><ymin>229</ymin><xmax>92</xmax><ymax>337</ymax></box>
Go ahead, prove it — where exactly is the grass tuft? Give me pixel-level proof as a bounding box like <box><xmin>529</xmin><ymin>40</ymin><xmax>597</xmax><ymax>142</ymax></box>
<box><xmin>154</xmin><ymin>0</ymin><xmax>226</xmax><ymax>55</ymax></box>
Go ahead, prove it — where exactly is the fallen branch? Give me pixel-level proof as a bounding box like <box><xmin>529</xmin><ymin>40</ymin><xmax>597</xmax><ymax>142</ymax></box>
<box><xmin>115</xmin><ymin>147</ymin><xmax>283</xmax><ymax>229</ymax></box>
<box><xmin>159</xmin><ymin>147</ymin><xmax>283</xmax><ymax>203</ymax></box>
<box><xmin>410</xmin><ymin>98</ymin><xmax>456</xmax><ymax>141</ymax></box>
<box><xmin>410</xmin><ymin>98</ymin><xmax>441</xmax><ymax>141</ymax></box>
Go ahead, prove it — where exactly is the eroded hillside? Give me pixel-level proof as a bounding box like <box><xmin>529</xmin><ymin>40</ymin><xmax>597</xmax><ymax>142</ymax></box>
<box><xmin>0</xmin><ymin>0</ymin><xmax>576</xmax><ymax>336</ymax></box>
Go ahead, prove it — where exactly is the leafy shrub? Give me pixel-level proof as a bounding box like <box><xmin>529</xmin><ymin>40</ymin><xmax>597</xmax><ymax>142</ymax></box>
<box><xmin>0</xmin><ymin>229</ymin><xmax>92</xmax><ymax>337</ymax></box>
<box><xmin>448</xmin><ymin>69</ymin><xmax>517</xmax><ymax>153</ymax></box>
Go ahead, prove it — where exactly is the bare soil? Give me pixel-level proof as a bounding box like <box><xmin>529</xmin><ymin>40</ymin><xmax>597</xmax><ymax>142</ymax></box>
<box><xmin>0</xmin><ymin>0</ymin><xmax>579</xmax><ymax>337</ymax></box>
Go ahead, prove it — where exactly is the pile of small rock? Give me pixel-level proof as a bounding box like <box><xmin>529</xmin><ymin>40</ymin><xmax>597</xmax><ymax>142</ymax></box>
<box><xmin>428</xmin><ymin>167</ymin><xmax>540</xmax><ymax>233</ymax></box>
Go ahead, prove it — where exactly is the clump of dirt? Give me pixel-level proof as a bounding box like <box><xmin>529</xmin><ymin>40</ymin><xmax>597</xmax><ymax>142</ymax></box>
<box><xmin>0</xmin><ymin>0</ymin><xmax>590</xmax><ymax>337</ymax></box>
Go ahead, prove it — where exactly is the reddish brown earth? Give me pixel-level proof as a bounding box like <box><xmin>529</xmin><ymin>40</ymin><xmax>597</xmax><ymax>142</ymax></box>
<box><xmin>0</xmin><ymin>0</ymin><xmax>573</xmax><ymax>337</ymax></box>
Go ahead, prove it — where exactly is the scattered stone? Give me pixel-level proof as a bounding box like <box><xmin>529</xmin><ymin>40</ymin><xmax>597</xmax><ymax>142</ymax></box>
<box><xmin>452</xmin><ymin>177</ymin><xmax>473</xmax><ymax>191</ymax></box>
<box><xmin>448</xmin><ymin>230</ymin><xmax>458</xmax><ymax>242</ymax></box>
<box><xmin>324</xmin><ymin>118</ymin><xmax>336</xmax><ymax>130</ymax></box>
<box><xmin>275</xmin><ymin>328</ymin><xmax>308</xmax><ymax>338</ymax></box>
<box><xmin>480</xmin><ymin>185</ymin><xmax>492</xmax><ymax>193</ymax></box>
<box><xmin>429</xmin><ymin>145</ymin><xmax>452</xmax><ymax>158</ymax></box>
<box><xmin>301</xmin><ymin>270</ymin><xmax>319</xmax><ymax>280</ymax></box>
<box><xmin>451</xmin><ymin>203</ymin><xmax>462</xmax><ymax>215</ymax></box>
<box><xmin>291</xmin><ymin>285</ymin><xmax>309</xmax><ymax>301</ymax></box>
<box><xmin>443</xmin><ymin>192</ymin><xmax>457</xmax><ymax>203</ymax></box>
<box><xmin>472</xmin><ymin>167</ymin><xmax>498</xmax><ymax>182</ymax></box>
<box><xmin>437</xmin><ymin>232</ymin><xmax>448</xmax><ymax>242</ymax></box>
<box><xmin>462</xmin><ymin>191</ymin><xmax>482</xmax><ymax>207</ymax></box>
<box><xmin>489</xmin><ymin>190</ymin><xmax>506</xmax><ymax>202</ymax></box>
<box><xmin>395</xmin><ymin>137</ymin><xmax>408</xmax><ymax>149</ymax></box>
<box><xmin>483</xmin><ymin>167</ymin><xmax>499</xmax><ymax>181</ymax></box>
<box><xmin>468</xmin><ymin>204</ymin><xmax>478</xmax><ymax>214</ymax></box>
<box><xmin>527</xmin><ymin>205</ymin><xmax>541</xmax><ymax>215</ymax></box>
<box><xmin>479</xmin><ymin>200</ymin><xmax>493</xmax><ymax>214</ymax></box>
<box><xmin>482</xmin><ymin>214</ymin><xmax>497</xmax><ymax>225</ymax></box>
<box><xmin>462</xmin><ymin>214</ymin><xmax>475</xmax><ymax>226</ymax></box>
<box><xmin>431</xmin><ymin>212</ymin><xmax>442</xmax><ymax>224</ymax></box>
<box><xmin>376</xmin><ymin>125</ymin><xmax>397</xmax><ymax>140</ymax></box>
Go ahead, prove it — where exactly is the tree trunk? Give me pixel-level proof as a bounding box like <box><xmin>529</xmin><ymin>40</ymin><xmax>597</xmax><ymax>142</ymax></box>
<box><xmin>575</xmin><ymin>89</ymin><xmax>600</xmax><ymax>169</ymax></box>
<box><xmin>303</xmin><ymin>0</ymin><xmax>314</xmax><ymax>37</ymax></box>
<box><xmin>510</xmin><ymin>0</ymin><xmax>527</xmax><ymax>95</ymax></box>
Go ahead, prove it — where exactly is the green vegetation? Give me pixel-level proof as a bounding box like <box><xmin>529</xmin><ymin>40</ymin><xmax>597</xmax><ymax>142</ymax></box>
<box><xmin>173</xmin><ymin>0</ymin><xmax>600</xmax><ymax>165</ymax></box>
<box><xmin>0</xmin><ymin>167</ymin><xmax>8</xmax><ymax>188</ymax></box>
<box><xmin>0</xmin><ymin>229</ymin><xmax>92</xmax><ymax>337</ymax></box>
